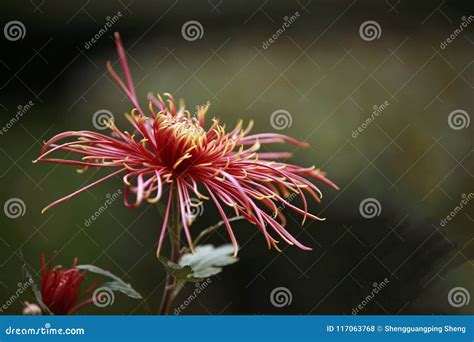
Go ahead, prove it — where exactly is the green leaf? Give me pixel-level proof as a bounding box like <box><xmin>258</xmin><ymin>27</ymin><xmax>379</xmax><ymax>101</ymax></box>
<box><xmin>179</xmin><ymin>244</ymin><xmax>238</xmax><ymax>278</ymax></box>
<box><xmin>158</xmin><ymin>244</ymin><xmax>237</xmax><ymax>286</ymax></box>
<box><xmin>22</xmin><ymin>264</ymin><xmax>52</xmax><ymax>315</ymax></box>
<box><xmin>157</xmin><ymin>256</ymin><xmax>201</xmax><ymax>283</ymax></box>
<box><xmin>76</xmin><ymin>264</ymin><xmax>142</xmax><ymax>299</ymax></box>
<box><xmin>158</xmin><ymin>245</ymin><xmax>238</xmax><ymax>299</ymax></box>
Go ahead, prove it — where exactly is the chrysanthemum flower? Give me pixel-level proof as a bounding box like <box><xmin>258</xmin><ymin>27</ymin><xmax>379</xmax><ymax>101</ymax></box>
<box><xmin>35</xmin><ymin>33</ymin><xmax>338</xmax><ymax>256</ymax></box>
<box><xmin>40</xmin><ymin>252</ymin><xmax>98</xmax><ymax>315</ymax></box>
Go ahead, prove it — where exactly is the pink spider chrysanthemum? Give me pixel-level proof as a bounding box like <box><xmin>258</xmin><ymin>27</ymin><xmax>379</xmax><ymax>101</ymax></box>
<box><xmin>35</xmin><ymin>33</ymin><xmax>338</xmax><ymax>256</ymax></box>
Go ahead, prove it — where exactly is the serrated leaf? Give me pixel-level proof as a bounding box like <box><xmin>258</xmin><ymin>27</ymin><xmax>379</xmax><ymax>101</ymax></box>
<box><xmin>157</xmin><ymin>256</ymin><xmax>201</xmax><ymax>283</ymax></box>
<box><xmin>179</xmin><ymin>244</ymin><xmax>238</xmax><ymax>278</ymax></box>
<box><xmin>76</xmin><ymin>264</ymin><xmax>142</xmax><ymax>299</ymax></box>
<box><xmin>22</xmin><ymin>264</ymin><xmax>52</xmax><ymax>315</ymax></box>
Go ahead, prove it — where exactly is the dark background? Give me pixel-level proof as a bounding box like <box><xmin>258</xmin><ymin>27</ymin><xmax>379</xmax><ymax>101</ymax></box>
<box><xmin>0</xmin><ymin>0</ymin><xmax>472</xmax><ymax>315</ymax></box>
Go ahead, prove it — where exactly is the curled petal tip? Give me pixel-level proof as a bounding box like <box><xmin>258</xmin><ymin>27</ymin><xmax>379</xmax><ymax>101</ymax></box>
<box><xmin>232</xmin><ymin>244</ymin><xmax>239</xmax><ymax>257</ymax></box>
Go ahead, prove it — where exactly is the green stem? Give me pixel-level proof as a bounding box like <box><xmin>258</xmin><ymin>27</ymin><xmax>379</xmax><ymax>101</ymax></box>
<box><xmin>192</xmin><ymin>216</ymin><xmax>244</xmax><ymax>246</ymax></box>
<box><xmin>158</xmin><ymin>192</ymin><xmax>181</xmax><ymax>315</ymax></box>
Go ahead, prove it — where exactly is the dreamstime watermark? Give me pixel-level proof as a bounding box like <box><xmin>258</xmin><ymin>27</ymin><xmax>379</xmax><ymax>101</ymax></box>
<box><xmin>262</xmin><ymin>11</ymin><xmax>301</xmax><ymax>49</ymax></box>
<box><xmin>270</xmin><ymin>286</ymin><xmax>292</xmax><ymax>307</ymax></box>
<box><xmin>237</xmin><ymin>192</ymin><xmax>299</xmax><ymax>231</ymax></box>
<box><xmin>4</xmin><ymin>20</ymin><xmax>26</xmax><ymax>41</ymax></box>
<box><xmin>173</xmin><ymin>278</ymin><xmax>212</xmax><ymax>315</ymax></box>
<box><xmin>270</xmin><ymin>109</ymin><xmax>292</xmax><ymax>130</ymax></box>
<box><xmin>5</xmin><ymin>323</ymin><xmax>85</xmax><ymax>336</ymax></box>
<box><xmin>447</xmin><ymin>109</ymin><xmax>470</xmax><ymax>130</ymax></box>
<box><xmin>92</xmin><ymin>287</ymin><xmax>115</xmax><ymax>307</ymax></box>
<box><xmin>92</xmin><ymin>109</ymin><xmax>114</xmax><ymax>130</ymax></box>
<box><xmin>184</xmin><ymin>197</ymin><xmax>204</xmax><ymax>222</ymax></box>
<box><xmin>359</xmin><ymin>198</ymin><xmax>381</xmax><ymax>219</ymax></box>
<box><xmin>181</xmin><ymin>21</ymin><xmax>204</xmax><ymax>41</ymax></box>
<box><xmin>440</xmin><ymin>16</ymin><xmax>474</xmax><ymax>50</ymax></box>
<box><xmin>258</xmin><ymin>192</ymin><xmax>299</xmax><ymax>229</ymax></box>
<box><xmin>352</xmin><ymin>100</ymin><xmax>390</xmax><ymax>139</ymax></box>
<box><xmin>0</xmin><ymin>279</ymin><xmax>34</xmax><ymax>313</ymax></box>
<box><xmin>266</xmin><ymin>192</ymin><xmax>298</xmax><ymax>226</ymax></box>
<box><xmin>84</xmin><ymin>11</ymin><xmax>123</xmax><ymax>50</ymax></box>
<box><xmin>84</xmin><ymin>189</ymin><xmax>122</xmax><ymax>227</ymax></box>
<box><xmin>359</xmin><ymin>20</ymin><xmax>381</xmax><ymax>41</ymax></box>
<box><xmin>448</xmin><ymin>287</ymin><xmax>470</xmax><ymax>308</ymax></box>
<box><xmin>0</xmin><ymin>100</ymin><xmax>34</xmax><ymax>136</ymax></box>
<box><xmin>351</xmin><ymin>278</ymin><xmax>390</xmax><ymax>315</ymax></box>
<box><xmin>440</xmin><ymin>193</ymin><xmax>473</xmax><ymax>227</ymax></box>
<box><xmin>3</xmin><ymin>198</ymin><xmax>26</xmax><ymax>219</ymax></box>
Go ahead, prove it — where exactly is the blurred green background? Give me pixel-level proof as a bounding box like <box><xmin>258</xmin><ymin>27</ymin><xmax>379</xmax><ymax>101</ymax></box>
<box><xmin>0</xmin><ymin>0</ymin><xmax>472</xmax><ymax>315</ymax></box>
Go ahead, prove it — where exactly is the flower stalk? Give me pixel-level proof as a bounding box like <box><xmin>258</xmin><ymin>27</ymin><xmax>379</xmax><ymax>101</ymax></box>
<box><xmin>158</xmin><ymin>192</ymin><xmax>181</xmax><ymax>315</ymax></box>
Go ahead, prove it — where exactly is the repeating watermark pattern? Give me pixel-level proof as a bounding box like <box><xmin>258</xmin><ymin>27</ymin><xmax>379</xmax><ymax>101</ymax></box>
<box><xmin>3</xmin><ymin>20</ymin><xmax>26</xmax><ymax>41</ymax></box>
<box><xmin>92</xmin><ymin>287</ymin><xmax>115</xmax><ymax>307</ymax></box>
<box><xmin>351</xmin><ymin>101</ymin><xmax>390</xmax><ymax>139</ymax></box>
<box><xmin>447</xmin><ymin>109</ymin><xmax>470</xmax><ymax>130</ymax></box>
<box><xmin>440</xmin><ymin>16</ymin><xmax>474</xmax><ymax>50</ymax></box>
<box><xmin>270</xmin><ymin>287</ymin><xmax>292</xmax><ymax>307</ymax></box>
<box><xmin>0</xmin><ymin>279</ymin><xmax>34</xmax><ymax>313</ymax></box>
<box><xmin>84</xmin><ymin>11</ymin><xmax>123</xmax><ymax>50</ymax></box>
<box><xmin>262</xmin><ymin>11</ymin><xmax>301</xmax><ymax>49</ymax></box>
<box><xmin>181</xmin><ymin>21</ymin><xmax>204</xmax><ymax>41</ymax></box>
<box><xmin>173</xmin><ymin>278</ymin><xmax>212</xmax><ymax>315</ymax></box>
<box><xmin>3</xmin><ymin>198</ymin><xmax>26</xmax><ymax>219</ymax></box>
<box><xmin>270</xmin><ymin>109</ymin><xmax>292</xmax><ymax>130</ymax></box>
<box><xmin>448</xmin><ymin>287</ymin><xmax>470</xmax><ymax>308</ymax></box>
<box><xmin>359</xmin><ymin>198</ymin><xmax>381</xmax><ymax>219</ymax></box>
<box><xmin>0</xmin><ymin>100</ymin><xmax>34</xmax><ymax>136</ymax></box>
<box><xmin>92</xmin><ymin>109</ymin><xmax>114</xmax><ymax>130</ymax></box>
<box><xmin>440</xmin><ymin>193</ymin><xmax>473</xmax><ymax>227</ymax></box>
<box><xmin>84</xmin><ymin>189</ymin><xmax>122</xmax><ymax>227</ymax></box>
<box><xmin>359</xmin><ymin>20</ymin><xmax>381</xmax><ymax>41</ymax></box>
<box><xmin>0</xmin><ymin>1</ymin><xmax>472</xmax><ymax>319</ymax></box>
<box><xmin>184</xmin><ymin>197</ymin><xmax>204</xmax><ymax>222</ymax></box>
<box><xmin>351</xmin><ymin>278</ymin><xmax>390</xmax><ymax>315</ymax></box>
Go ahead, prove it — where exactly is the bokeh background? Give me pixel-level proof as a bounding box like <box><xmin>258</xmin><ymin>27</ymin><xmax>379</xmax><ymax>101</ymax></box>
<box><xmin>0</xmin><ymin>0</ymin><xmax>472</xmax><ymax>315</ymax></box>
